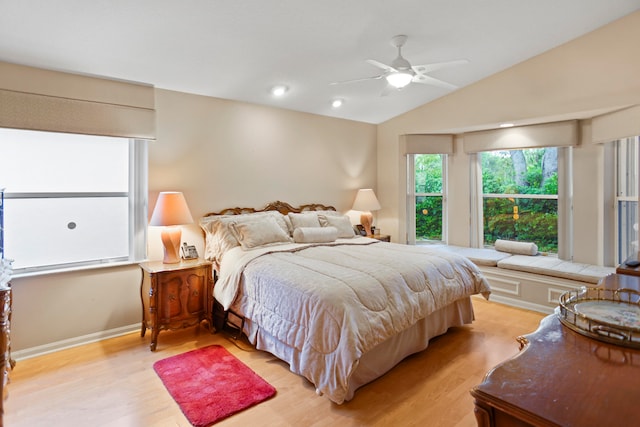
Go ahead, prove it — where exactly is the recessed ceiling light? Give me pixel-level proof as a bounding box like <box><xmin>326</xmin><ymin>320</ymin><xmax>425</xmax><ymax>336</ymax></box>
<box><xmin>331</xmin><ymin>99</ymin><xmax>343</xmax><ymax>108</ymax></box>
<box><xmin>500</xmin><ymin>123</ymin><xmax>514</xmax><ymax>128</ymax></box>
<box><xmin>271</xmin><ymin>85</ymin><xmax>288</xmax><ymax>97</ymax></box>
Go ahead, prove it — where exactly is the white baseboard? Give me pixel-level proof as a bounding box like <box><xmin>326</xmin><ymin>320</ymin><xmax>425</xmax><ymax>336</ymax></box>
<box><xmin>12</xmin><ymin>324</ymin><xmax>140</xmax><ymax>361</ymax></box>
<box><xmin>478</xmin><ymin>293</ymin><xmax>555</xmax><ymax>315</ymax></box>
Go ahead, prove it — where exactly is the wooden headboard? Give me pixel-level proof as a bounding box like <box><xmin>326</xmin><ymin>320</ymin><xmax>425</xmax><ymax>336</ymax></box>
<box><xmin>202</xmin><ymin>200</ymin><xmax>337</xmax><ymax>217</ymax></box>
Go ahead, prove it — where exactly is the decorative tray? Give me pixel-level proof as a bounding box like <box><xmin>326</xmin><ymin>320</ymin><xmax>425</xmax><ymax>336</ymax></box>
<box><xmin>558</xmin><ymin>286</ymin><xmax>640</xmax><ymax>349</ymax></box>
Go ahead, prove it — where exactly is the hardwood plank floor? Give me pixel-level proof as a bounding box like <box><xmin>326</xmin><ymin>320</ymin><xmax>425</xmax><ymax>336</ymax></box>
<box><xmin>5</xmin><ymin>298</ymin><xmax>545</xmax><ymax>427</ymax></box>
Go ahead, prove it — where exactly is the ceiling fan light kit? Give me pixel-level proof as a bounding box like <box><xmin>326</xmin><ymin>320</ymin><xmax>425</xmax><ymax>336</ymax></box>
<box><xmin>386</xmin><ymin>71</ymin><xmax>413</xmax><ymax>88</ymax></box>
<box><xmin>331</xmin><ymin>34</ymin><xmax>468</xmax><ymax>94</ymax></box>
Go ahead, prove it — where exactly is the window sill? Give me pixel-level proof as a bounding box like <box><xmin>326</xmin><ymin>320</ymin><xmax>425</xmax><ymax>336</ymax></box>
<box><xmin>11</xmin><ymin>260</ymin><xmax>142</xmax><ymax>279</ymax></box>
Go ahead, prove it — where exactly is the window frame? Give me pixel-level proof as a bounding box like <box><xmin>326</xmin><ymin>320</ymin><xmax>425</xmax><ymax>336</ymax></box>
<box><xmin>471</xmin><ymin>147</ymin><xmax>572</xmax><ymax>257</ymax></box>
<box><xmin>612</xmin><ymin>136</ymin><xmax>639</xmax><ymax>265</ymax></box>
<box><xmin>406</xmin><ymin>153</ymin><xmax>447</xmax><ymax>245</ymax></box>
<box><xmin>2</xmin><ymin>132</ymin><xmax>148</xmax><ymax>276</ymax></box>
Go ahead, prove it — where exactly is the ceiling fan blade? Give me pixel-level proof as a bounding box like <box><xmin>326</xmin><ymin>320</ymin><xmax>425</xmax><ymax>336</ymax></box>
<box><xmin>366</xmin><ymin>59</ymin><xmax>397</xmax><ymax>73</ymax></box>
<box><xmin>412</xmin><ymin>74</ymin><xmax>458</xmax><ymax>90</ymax></box>
<box><xmin>329</xmin><ymin>74</ymin><xmax>385</xmax><ymax>85</ymax></box>
<box><xmin>412</xmin><ymin>59</ymin><xmax>469</xmax><ymax>74</ymax></box>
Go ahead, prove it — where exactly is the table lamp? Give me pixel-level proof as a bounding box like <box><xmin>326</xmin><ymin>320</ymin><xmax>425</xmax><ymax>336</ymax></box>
<box><xmin>149</xmin><ymin>191</ymin><xmax>194</xmax><ymax>263</ymax></box>
<box><xmin>352</xmin><ymin>188</ymin><xmax>381</xmax><ymax>236</ymax></box>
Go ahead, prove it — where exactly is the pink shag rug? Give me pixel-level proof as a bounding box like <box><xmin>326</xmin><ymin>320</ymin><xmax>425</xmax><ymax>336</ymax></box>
<box><xmin>153</xmin><ymin>345</ymin><xmax>276</xmax><ymax>426</ymax></box>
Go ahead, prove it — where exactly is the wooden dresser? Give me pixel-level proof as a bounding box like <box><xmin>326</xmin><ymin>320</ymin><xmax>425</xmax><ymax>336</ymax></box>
<box><xmin>0</xmin><ymin>188</ymin><xmax>12</xmax><ymax>427</ymax></box>
<box><xmin>470</xmin><ymin>274</ymin><xmax>640</xmax><ymax>427</ymax></box>
<box><xmin>0</xmin><ymin>262</ymin><xmax>13</xmax><ymax>427</ymax></box>
<box><xmin>616</xmin><ymin>256</ymin><xmax>640</xmax><ymax>277</ymax></box>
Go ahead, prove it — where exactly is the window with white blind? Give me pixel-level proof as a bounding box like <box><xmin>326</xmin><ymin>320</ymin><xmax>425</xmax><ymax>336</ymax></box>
<box><xmin>402</xmin><ymin>134</ymin><xmax>453</xmax><ymax>245</ymax></box>
<box><xmin>479</xmin><ymin>148</ymin><xmax>560</xmax><ymax>253</ymax></box>
<box><xmin>0</xmin><ymin>128</ymin><xmax>148</xmax><ymax>274</ymax></box>
<box><xmin>615</xmin><ymin>136</ymin><xmax>639</xmax><ymax>264</ymax></box>
<box><xmin>465</xmin><ymin>121</ymin><xmax>576</xmax><ymax>257</ymax></box>
<box><xmin>407</xmin><ymin>153</ymin><xmax>447</xmax><ymax>244</ymax></box>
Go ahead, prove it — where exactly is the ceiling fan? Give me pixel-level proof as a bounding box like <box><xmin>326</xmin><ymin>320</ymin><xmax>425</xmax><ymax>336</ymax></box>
<box><xmin>331</xmin><ymin>35</ymin><xmax>468</xmax><ymax>95</ymax></box>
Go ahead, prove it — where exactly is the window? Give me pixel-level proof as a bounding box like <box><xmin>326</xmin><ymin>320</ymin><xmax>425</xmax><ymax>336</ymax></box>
<box><xmin>407</xmin><ymin>153</ymin><xmax>446</xmax><ymax>244</ymax></box>
<box><xmin>615</xmin><ymin>136</ymin><xmax>639</xmax><ymax>264</ymax></box>
<box><xmin>0</xmin><ymin>128</ymin><xmax>148</xmax><ymax>274</ymax></box>
<box><xmin>480</xmin><ymin>148</ymin><xmax>559</xmax><ymax>253</ymax></box>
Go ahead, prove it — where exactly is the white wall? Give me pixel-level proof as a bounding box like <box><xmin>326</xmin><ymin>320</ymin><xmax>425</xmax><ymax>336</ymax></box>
<box><xmin>148</xmin><ymin>89</ymin><xmax>377</xmax><ymax>260</ymax></box>
<box><xmin>10</xmin><ymin>10</ymin><xmax>640</xmax><ymax>355</ymax></box>
<box><xmin>377</xmin><ymin>11</ymin><xmax>640</xmax><ymax>265</ymax></box>
<box><xmin>11</xmin><ymin>89</ymin><xmax>376</xmax><ymax>355</ymax></box>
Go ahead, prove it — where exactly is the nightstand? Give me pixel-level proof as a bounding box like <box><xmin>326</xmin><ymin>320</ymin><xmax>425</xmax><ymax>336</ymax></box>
<box><xmin>368</xmin><ymin>234</ymin><xmax>391</xmax><ymax>242</ymax></box>
<box><xmin>139</xmin><ymin>259</ymin><xmax>214</xmax><ymax>351</ymax></box>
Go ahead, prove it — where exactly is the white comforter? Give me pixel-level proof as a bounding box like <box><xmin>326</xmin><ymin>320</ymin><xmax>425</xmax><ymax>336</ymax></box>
<box><xmin>215</xmin><ymin>239</ymin><xmax>491</xmax><ymax>403</ymax></box>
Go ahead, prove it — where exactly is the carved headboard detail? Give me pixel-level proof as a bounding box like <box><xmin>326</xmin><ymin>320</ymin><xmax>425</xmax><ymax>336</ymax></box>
<box><xmin>203</xmin><ymin>200</ymin><xmax>337</xmax><ymax>217</ymax></box>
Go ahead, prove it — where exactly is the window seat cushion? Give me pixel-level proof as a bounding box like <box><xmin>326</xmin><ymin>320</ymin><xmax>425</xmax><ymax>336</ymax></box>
<box><xmin>497</xmin><ymin>255</ymin><xmax>615</xmax><ymax>284</ymax></box>
<box><xmin>428</xmin><ymin>245</ymin><xmax>512</xmax><ymax>267</ymax></box>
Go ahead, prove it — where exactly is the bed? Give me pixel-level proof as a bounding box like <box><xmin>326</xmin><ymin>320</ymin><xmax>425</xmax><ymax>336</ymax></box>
<box><xmin>200</xmin><ymin>201</ymin><xmax>491</xmax><ymax>404</ymax></box>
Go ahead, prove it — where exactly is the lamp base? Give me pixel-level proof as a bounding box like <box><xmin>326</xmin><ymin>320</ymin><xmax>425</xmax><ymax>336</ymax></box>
<box><xmin>360</xmin><ymin>211</ymin><xmax>373</xmax><ymax>236</ymax></box>
<box><xmin>160</xmin><ymin>226</ymin><xmax>182</xmax><ymax>264</ymax></box>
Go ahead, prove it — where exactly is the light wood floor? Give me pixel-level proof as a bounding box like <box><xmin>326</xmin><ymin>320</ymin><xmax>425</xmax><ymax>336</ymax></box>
<box><xmin>5</xmin><ymin>298</ymin><xmax>545</xmax><ymax>427</ymax></box>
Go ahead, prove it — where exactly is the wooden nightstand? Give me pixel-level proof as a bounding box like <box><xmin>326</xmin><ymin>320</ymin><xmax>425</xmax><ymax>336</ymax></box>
<box><xmin>139</xmin><ymin>259</ymin><xmax>214</xmax><ymax>351</ymax></box>
<box><xmin>368</xmin><ymin>234</ymin><xmax>391</xmax><ymax>242</ymax></box>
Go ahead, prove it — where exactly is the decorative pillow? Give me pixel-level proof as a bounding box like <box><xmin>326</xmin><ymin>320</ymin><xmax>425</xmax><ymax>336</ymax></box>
<box><xmin>293</xmin><ymin>226</ymin><xmax>338</xmax><ymax>243</ymax></box>
<box><xmin>494</xmin><ymin>239</ymin><xmax>538</xmax><ymax>256</ymax></box>
<box><xmin>281</xmin><ymin>214</ymin><xmax>293</xmax><ymax>235</ymax></box>
<box><xmin>229</xmin><ymin>216</ymin><xmax>293</xmax><ymax>250</ymax></box>
<box><xmin>318</xmin><ymin>214</ymin><xmax>356</xmax><ymax>238</ymax></box>
<box><xmin>200</xmin><ymin>211</ymin><xmax>291</xmax><ymax>261</ymax></box>
<box><xmin>200</xmin><ymin>217</ymin><xmax>241</xmax><ymax>262</ymax></box>
<box><xmin>288</xmin><ymin>212</ymin><xmax>321</xmax><ymax>229</ymax></box>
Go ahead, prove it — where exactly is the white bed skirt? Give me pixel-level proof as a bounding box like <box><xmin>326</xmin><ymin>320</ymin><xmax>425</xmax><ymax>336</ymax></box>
<box><xmin>240</xmin><ymin>297</ymin><xmax>475</xmax><ymax>403</ymax></box>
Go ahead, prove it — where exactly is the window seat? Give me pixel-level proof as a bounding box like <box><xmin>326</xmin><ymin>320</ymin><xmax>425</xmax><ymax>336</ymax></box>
<box><xmin>496</xmin><ymin>255</ymin><xmax>614</xmax><ymax>284</ymax></box>
<box><xmin>428</xmin><ymin>245</ymin><xmax>616</xmax><ymax>313</ymax></box>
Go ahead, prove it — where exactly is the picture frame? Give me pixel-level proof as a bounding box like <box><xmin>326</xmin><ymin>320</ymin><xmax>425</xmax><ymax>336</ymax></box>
<box><xmin>181</xmin><ymin>243</ymin><xmax>199</xmax><ymax>260</ymax></box>
<box><xmin>355</xmin><ymin>224</ymin><xmax>367</xmax><ymax>236</ymax></box>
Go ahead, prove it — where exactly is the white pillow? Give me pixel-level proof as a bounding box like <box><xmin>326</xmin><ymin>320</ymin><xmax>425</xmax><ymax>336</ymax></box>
<box><xmin>494</xmin><ymin>239</ymin><xmax>538</xmax><ymax>256</ymax></box>
<box><xmin>288</xmin><ymin>212</ymin><xmax>321</xmax><ymax>229</ymax></box>
<box><xmin>229</xmin><ymin>216</ymin><xmax>293</xmax><ymax>250</ymax></box>
<box><xmin>318</xmin><ymin>214</ymin><xmax>356</xmax><ymax>238</ymax></box>
<box><xmin>200</xmin><ymin>217</ymin><xmax>241</xmax><ymax>262</ymax></box>
<box><xmin>200</xmin><ymin>211</ymin><xmax>291</xmax><ymax>261</ymax></box>
<box><xmin>293</xmin><ymin>226</ymin><xmax>338</xmax><ymax>243</ymax></box>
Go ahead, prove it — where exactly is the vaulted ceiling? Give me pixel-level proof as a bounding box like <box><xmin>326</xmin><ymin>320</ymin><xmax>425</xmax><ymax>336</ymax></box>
<box><xmin>1</xmin><ymin>1</ymin><xmax>639</xmax><ymax>124</ymax></box>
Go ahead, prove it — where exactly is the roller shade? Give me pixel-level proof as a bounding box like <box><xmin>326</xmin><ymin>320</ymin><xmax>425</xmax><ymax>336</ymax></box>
<box><xmin>591</xmin><ymin>105</ymin><xmax>640</xmax><ymax>144</ymax></box>
<box><xmin>400</xmin><ymin>134</ymin><xmax>453</xmax><ymax>154</ymax></box>
<box><xmin>0</xmin><ymin>61</ymin><xmax>155</xmax><ymax>139</ymax></box>
<box><xmin>463</xmin><ymin>120</ymin><xmax>578</xmax><ymax>153</ymax></box>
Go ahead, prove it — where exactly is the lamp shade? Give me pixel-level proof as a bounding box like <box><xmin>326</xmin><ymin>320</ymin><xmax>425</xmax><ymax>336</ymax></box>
<box><xmin>352</xmin><ymin>189</ymin><xmax>381</xmax><ymax>236</ymax></box>
<box><xmin>149</xmin><ymin>192</ymin><xmax>194</xmax><ymax>263</ymax></box>
<box><xmin>149</xmin><ymin>192</ymin><xmax>194</xmax><ymax>226</ymax></box>
<box><xmin>352</xmin><ymin>189</ymin><xmax>381</xmax><ymax>212</ymax></box>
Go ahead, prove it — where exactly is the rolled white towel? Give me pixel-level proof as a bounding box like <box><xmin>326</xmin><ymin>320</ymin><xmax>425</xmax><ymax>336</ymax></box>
<box><xmin>494</xmin><ymin>239</ymin><xmax>538</xmax><ymax>256</ymax></box>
